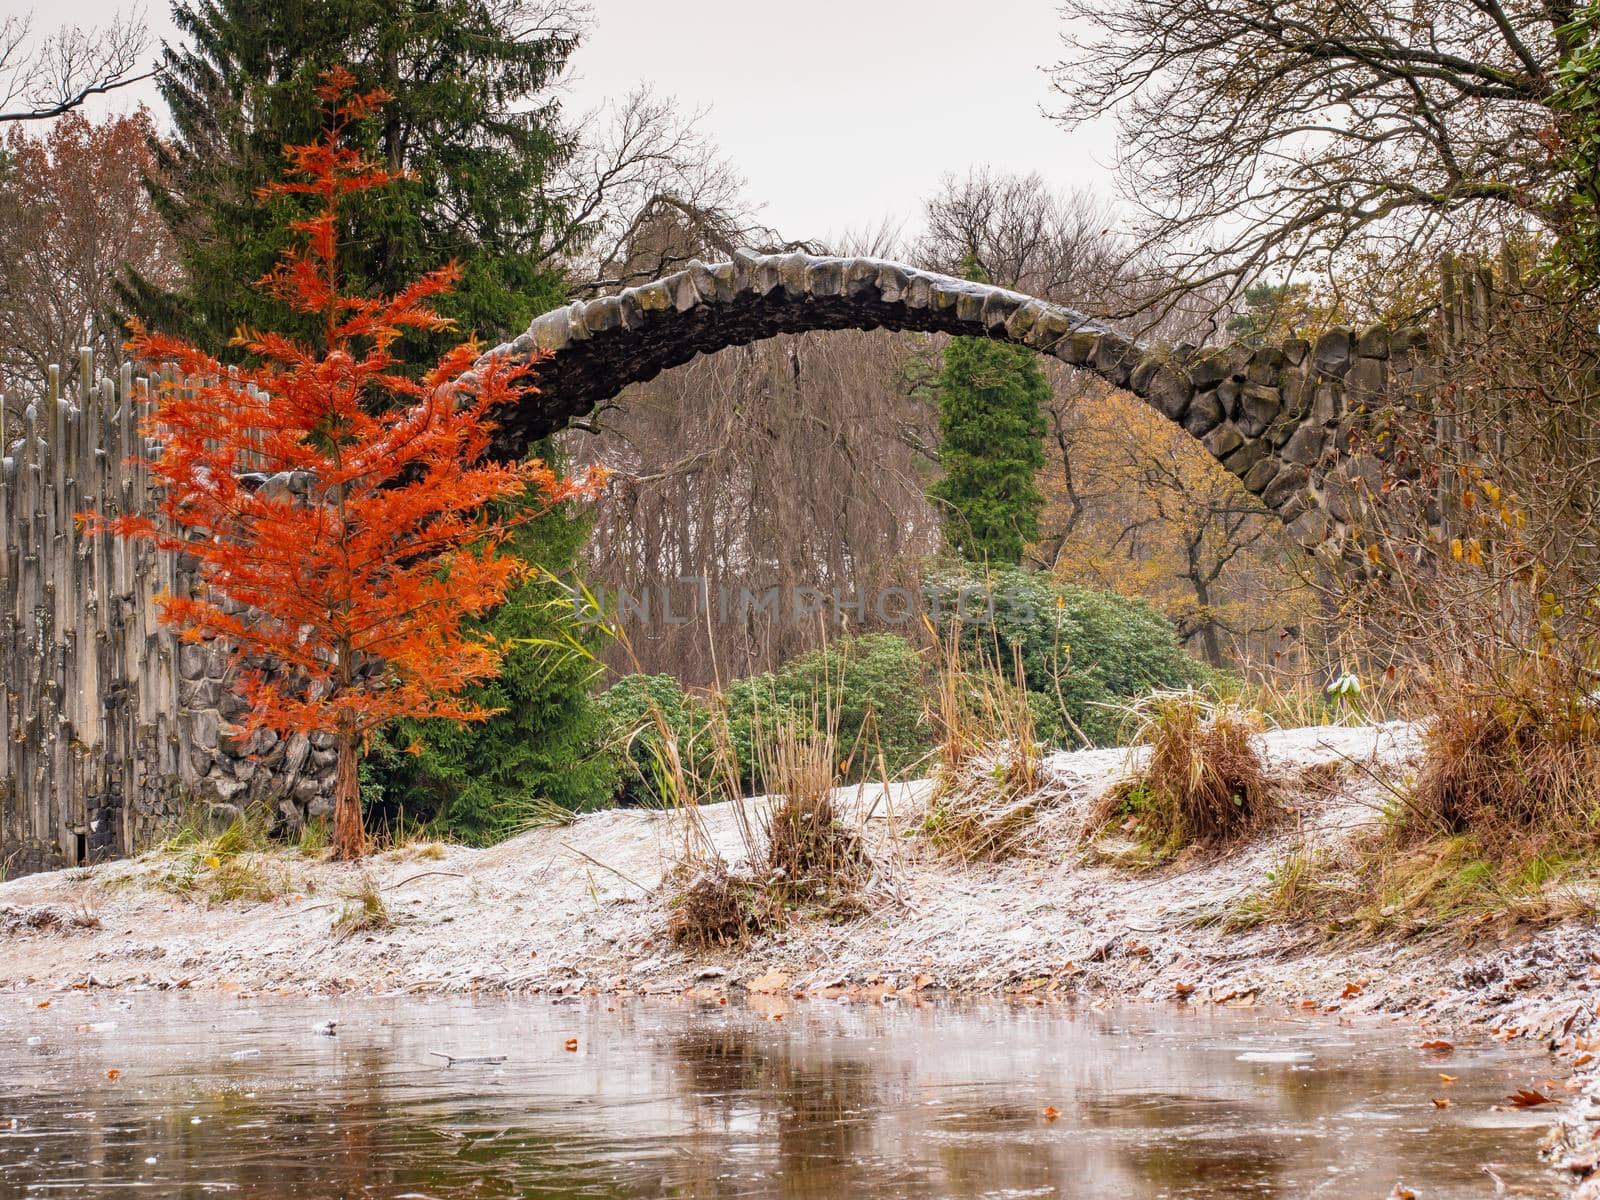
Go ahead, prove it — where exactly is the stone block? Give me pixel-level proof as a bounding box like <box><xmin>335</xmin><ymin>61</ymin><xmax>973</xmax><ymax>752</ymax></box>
<box><xmin>1313</xmin><ymin>327</ymin><xmax>1354</xmax><ymax>378</ymax></box>
<box><xmin>1221</xmin><ymin>436</ymin><xmax>1269</xmax><ymax>478</ymax></box>
<box><xmin>1281</xmin><ymin>422</ymin><xmax>1328</xmax><ymax>466</ymax></box>
<box><xmin>1237</xmin><ymin>384</ymin><xmax>1282</xmax><ymax>437</ymax></box>
<box><xmin>1262</xmin><ymin>464</ymin><xmax>1311</xmax><ymax>509</ymax></box>
<box><xmin>1345</xmin><ymin>356</ymin><xmax>1387</xmax><ymax>399</ymax></box>
<box><xmin>1181</xmin><ymin>388</ymin><xmax>1224</xmax><ymax>437</ymax></box>
<box><xmin>1242</xmin><ymin>457</ymin><xmax>1278</xmax><ymax>493</ymax></box>
<box><xmin>1356</xmin><ymin>322</ymin><xmax>1390</xmax><ymax>358</ymax></box>
<box><xmin>1202</xmin><ymin>421</ymin><xmax>1245</xmax><ymax>461</ymax></box>
<box><xmin>1187</xmin><ymin>351</ymin><xmax>1230</xmax><ymax>388</ymax></box>
<box><xmin>1311</xmin><ymin>383</ymin><xmax>1344</xmax><ymax>425</ymax></box>
<box><xmin>1092</xmin><ymin>334</ymin><xmax>1136</xmax><ymax>387</ymax></box>
<box><xmin>1145</xmin><ymin>367</ymin><xmax>1192</xmax><ymax>421</ymax></box>
<box><xmin>1246</xmin><ymin>346</ymin><xmax>1285</xmax><ymax>385</ymax></box>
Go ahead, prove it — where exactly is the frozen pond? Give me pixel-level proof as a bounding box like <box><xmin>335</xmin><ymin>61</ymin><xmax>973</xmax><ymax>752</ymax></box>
<box><xmin>0</xmin><ymin>992</ymin><xmax>1566</xmax><ymax>1197</ymax></box>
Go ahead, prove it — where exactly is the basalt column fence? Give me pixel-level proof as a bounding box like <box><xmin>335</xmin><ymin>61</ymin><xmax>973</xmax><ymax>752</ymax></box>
<box><xmin>0</xmin><ymin>355</ymin><xmax>335</xmax><ymax>879</ymax></box>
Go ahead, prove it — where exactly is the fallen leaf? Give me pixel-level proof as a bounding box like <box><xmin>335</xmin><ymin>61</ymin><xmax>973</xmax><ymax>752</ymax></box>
<box><xmin>35</xmin><ymin>1000</ymin><xmax>49</xmax><ymax>1009</ymax></box>
<box><xmin>1431</xmin><ymin>1097</ymin><xmax>1451</xmax><ymax>1109</ymax></box>
<box><xmin>747</xmin><ymin>970</ymin><xmax>789</xmax><ymax>995</ymax></box>
<box><xmin>1507</xmin><ymin>1088</ymin><xmax>1555</xmax><ymax>1108</ymax></box>
<box><xmin>1388</xmin><ymin>1186</ymin><xmax>1417</xmax><ymax>1200</ymax></box>
<box><xmin>1578</xmin><ymin>1053</ymin><xmax>1595</xmax><ymax>1068</ymax></box>
<box><xmin>1174</xmin><ymin>982</ymin><xmax>1196</xmax><ymax>999</ymax></box>
<box><xmin>1438</xmin><ymin>1073</ymin><xmax>1457</xmax><ymax>1084</ymax></box>
<box><xmin>1342</xmin><ymin>981</ymin><xmax>1362</xmax><ymax>999</ymax></box>
<box><xmin>105</xmin><ymin>1069</ymin><xmax>120</xmax><ymax>1081</ymax></box>
<box><xmin>1042</xmin><ymin>1105</ymin><xmax>1061</xmax><ymax>1121</ymax></box>
<box><xmin>563</xmin><ymin>1038</ymin><xmax>578</xmax><ymax>1053</ymax></box>
<box><xmin>1420</xmin><ymin>1039</ymin><xmax>1455</xmax><ymax>1053</ymax></box>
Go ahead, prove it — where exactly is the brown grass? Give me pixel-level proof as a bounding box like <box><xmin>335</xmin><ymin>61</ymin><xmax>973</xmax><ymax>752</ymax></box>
<box><xmin>1407</xmin><ymin>661</ymin><xmax>1600</xmax><ymax>843</ymax></box>
<box><xmin>331</xmin><ymin>873</ymin><xmax>391</xmax><ymax>942</ymax></box>
<box><xmin>920</xmin><ymin>628</ymin><xmax>1052</xmax><ymax>860</ymax></box>
<box><xmin>666</xmin><ymin>861</ymin><xmax>766</xmax><ymax>948</ymax></box>
<box><xmin>756</xmin><ymin>723</ymin><xmax>866</xmax><ymax>899</ymax></box>
<box><xmin>659</xmin><ymin>677</ymin><xmax>873</xmax><ymax>947</ymax></box>
<box><xmin>1090</xmin><ymin>690</ymin><xmax>1274</xmax><ymax>861</ymax></box>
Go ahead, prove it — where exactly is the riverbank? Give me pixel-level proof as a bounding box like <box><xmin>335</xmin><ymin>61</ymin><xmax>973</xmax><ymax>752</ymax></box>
<box><xmin>4</xmin><ymin>723</ymin><xmax>1600</xmax><ymax>1019</ymax></box>
<box><xmin>0</xmin><ymin>724</ymin><xmax>1592</xmax><ymax>1014</ymax></box>
<box><xmin>10</xmin><ymin>721</ymin><xmax>1600</xmax><ymax>1186</ymax></box>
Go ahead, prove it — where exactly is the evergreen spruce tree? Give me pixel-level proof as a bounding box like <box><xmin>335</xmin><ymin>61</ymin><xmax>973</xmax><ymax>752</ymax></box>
<box><xmin>927</xmin><ymin>277</ymin><xmax>1050</xmax><ymax>564</ymax></box>
<box><xmin>126</xmin><ymin>0</ymin><xmax>578</xmax><ymax>355</ymax></box>
<box><xmin>133</xmin><ymin>2</ymin><xmax>613</xmax><ymax>840</ymax></box>
<box><xmin>367</xmin><ymin>458</ymin><xmax>617</xmax><ymax>844</ymax></box>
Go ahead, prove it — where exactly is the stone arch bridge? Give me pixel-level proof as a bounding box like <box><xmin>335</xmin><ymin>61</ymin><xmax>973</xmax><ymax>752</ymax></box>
<box><xmin>2</xmin><ymin>254</ymin><xmax>1432</xmax><ymax>876</ymax></box>
<box><xmin>478</xmin><ymin>251</ymin><xmax>1428</xmax><ymax>554</ymax></box>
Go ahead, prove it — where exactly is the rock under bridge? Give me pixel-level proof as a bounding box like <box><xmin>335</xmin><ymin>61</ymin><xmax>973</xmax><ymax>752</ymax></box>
<box><xmin>480</xmin><ymin>251</ymin><xmax>1432</xmax><ymax>554</ymax></box>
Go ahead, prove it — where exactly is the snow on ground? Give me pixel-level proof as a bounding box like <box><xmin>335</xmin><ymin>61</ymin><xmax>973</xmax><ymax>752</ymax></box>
<box><xmin>0</xmin><ymin>720</ymin><xmax>1590</xmax><ymax>1043</ymax></box>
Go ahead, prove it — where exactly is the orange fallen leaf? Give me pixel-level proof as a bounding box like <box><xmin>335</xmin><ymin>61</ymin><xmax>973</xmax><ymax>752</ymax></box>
<box><xmin>1438</xmin><ymin>1073</ymin><xmax>1457</xmax><ymax>1084</ymax></box>
<box><xmin>105</xmin><ymin>1069</ymin><xmax>120</xmax><ymax>1081</ymax></box>
<box><xmin>747</xmin><ymin>970</ymin><xmax>789</xmax><ymax>995</ymax></box>
<box><xmin>1174</xmin><ymin>982</ymin><xmax>1196</xmax><ymax>998</ymax></box>
<box><xmin>1577</xmin><ymin>1053</ymin><xmax>1595</xmax><ymax>1068</ymax></box>
<box><xmin>1431</xmin><ymin>1097</ymin><xmax>1450</xmax><ymax>1109</ymax></box>
<box><xmin>1420</xmin><ymin>1039</ymin><xmax>1454</xmax><ymax>1053</ymax></box>
<box><xmin>35</xmin><ymin>1000</ymin><xmax>49</xmax><ymax>1009</ymax></box>
<box><xmin>1341</xmin><ymin>982</ymin><xmax>1362</xmax><ymax>999</ymax></box>
<box><xmin>563</xmin><ymin>1038</ymin><xmax>578</xmax><ymax>1053</ymax></box>
<box><xmin>1507</xmin><ymin>1088</ymin><xmax>1555</xmax><ymax>1108</ymax></box>
<box><xmin>1042</xmin><ymin>1105</ymin><xmax>1061</xmax><ymax>1121</ymax></box>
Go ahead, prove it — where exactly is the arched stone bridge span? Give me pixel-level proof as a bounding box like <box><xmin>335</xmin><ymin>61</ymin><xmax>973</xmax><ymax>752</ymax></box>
<box><xmin>480</xmin><ymin>252</ymin><xmax>1430</xmax><ymax>553</ymax></box>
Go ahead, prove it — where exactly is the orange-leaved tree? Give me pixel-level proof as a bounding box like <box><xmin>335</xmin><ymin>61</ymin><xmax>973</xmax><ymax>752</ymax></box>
<box><xmin>94</xmin><ymin>68</ymin><xmax>602</xmax><ymax>860</ymax></box>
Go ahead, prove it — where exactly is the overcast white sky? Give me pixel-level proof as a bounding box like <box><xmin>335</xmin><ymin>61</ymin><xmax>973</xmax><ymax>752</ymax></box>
<box><xmin>62</xmin><ymin>0</ymin><xmax>1121</xmax><ymax>244</ymax></box>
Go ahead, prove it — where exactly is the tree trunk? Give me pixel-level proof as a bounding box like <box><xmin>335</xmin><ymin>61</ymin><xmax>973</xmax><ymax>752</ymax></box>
<box><xmin>330</xmin><ymin>728</ymin><xmax>365</xmax><ymax>861</ymax></box>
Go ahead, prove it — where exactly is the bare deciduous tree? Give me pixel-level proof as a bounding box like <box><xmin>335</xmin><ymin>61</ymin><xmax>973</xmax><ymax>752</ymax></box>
<box><xmin>549</xmin><ymin>86</ymin><xmax>817</xmax><ymax>292</ymax></box>
<box><xmin>0</xmin><ymin>110</ymin><xmax>178</xmax><ymax>420</ymax></box>
<box><xmin>1049</xmin><ymin>0</ymin><xmax>1569</xmax><ymax>312</ymax></box>
<box><xmin>0</xmin><ymin>9</ymin><xmax>153</xmax><ymax>123</ymax></box>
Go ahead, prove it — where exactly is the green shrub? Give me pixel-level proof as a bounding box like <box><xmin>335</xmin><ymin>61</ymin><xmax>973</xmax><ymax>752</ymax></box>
<box><xmin>928</xmin><ymin>563</ymin><xmax>1209</xmax><ymax>746</ymax></box>
<box><xmin>723</xmin><ymin>634</ymin><xmax>933</xmax><ymax>790</ymax></box>
<box><xmin>364</xmin><ymin>478</ymin><xmax>616</xmax><ymax>845</ymax></box>
<box><xmin>593</xmin><ymin>673</ymin><xmax>710</xmax><ymax>807</ymax></box>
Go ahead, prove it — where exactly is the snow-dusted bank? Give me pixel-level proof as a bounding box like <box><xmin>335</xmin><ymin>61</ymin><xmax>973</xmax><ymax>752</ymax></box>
<box><xmin>1</xmin><ymin>722</ymin><xmax>1594</xmax><ymax>1031</ymax></box>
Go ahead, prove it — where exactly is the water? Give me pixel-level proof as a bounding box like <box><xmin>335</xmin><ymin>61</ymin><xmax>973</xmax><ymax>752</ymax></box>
<box><xmin>0</xmin><ymin>992</ymin><xmax>1565</xmax><ymax>1198</ymax></box>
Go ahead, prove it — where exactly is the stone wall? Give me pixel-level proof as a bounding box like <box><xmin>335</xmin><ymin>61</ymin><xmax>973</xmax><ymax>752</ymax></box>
<box><xmin>0</xmin><ymin>362</ymin><xmax>334</xmax><ymax>879</ymax></box>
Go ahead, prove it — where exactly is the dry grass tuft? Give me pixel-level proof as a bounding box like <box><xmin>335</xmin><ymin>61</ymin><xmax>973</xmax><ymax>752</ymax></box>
<box><xmin>921</xmin><ymin>630</ymin><xmax>1051</xmax><ymax>861</ymax></box>
<box><xmin>756</xmin><ymin>722</ymin><xmax>867</xmax><ymax>901</ymax></box>
<box><xmin>155</xmin><ymin>805</ymin><xmax>294</xmax><ymax>905</ymax></box>
<box><xmin>659</xmin><ymin>680</ymin><xmax>873</xmax><ymax>947</ymax></box>
<box><xmin>1230</xmin><ymin>831</ymin><xmax>1598</xmax><ymax>942</ymax></box>
<box><xmin>1407</xmin><ymin>662</ymin><xmax>1600</xmax><ymax>844</ymax></box>
<box><xmin>1091</xmin><ymin>690</ymin><xmax>1274</xmax><ymax>861</ymax></box>
<box><xmin>331</xmin><ymin>873</ymin><xmax>391</xmax><ymax>942</ymax></box>
<box><xmin>666</xmin><ymin>861</ymin><xmax>766</xmax><ymax>948</ymax></box>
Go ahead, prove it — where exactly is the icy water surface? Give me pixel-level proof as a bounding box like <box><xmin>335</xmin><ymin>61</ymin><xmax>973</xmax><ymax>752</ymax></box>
<box><xmin>0</xmin><ymin>992</ymin><xmax>1567</xmax><ymax>1198</ymax></box>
